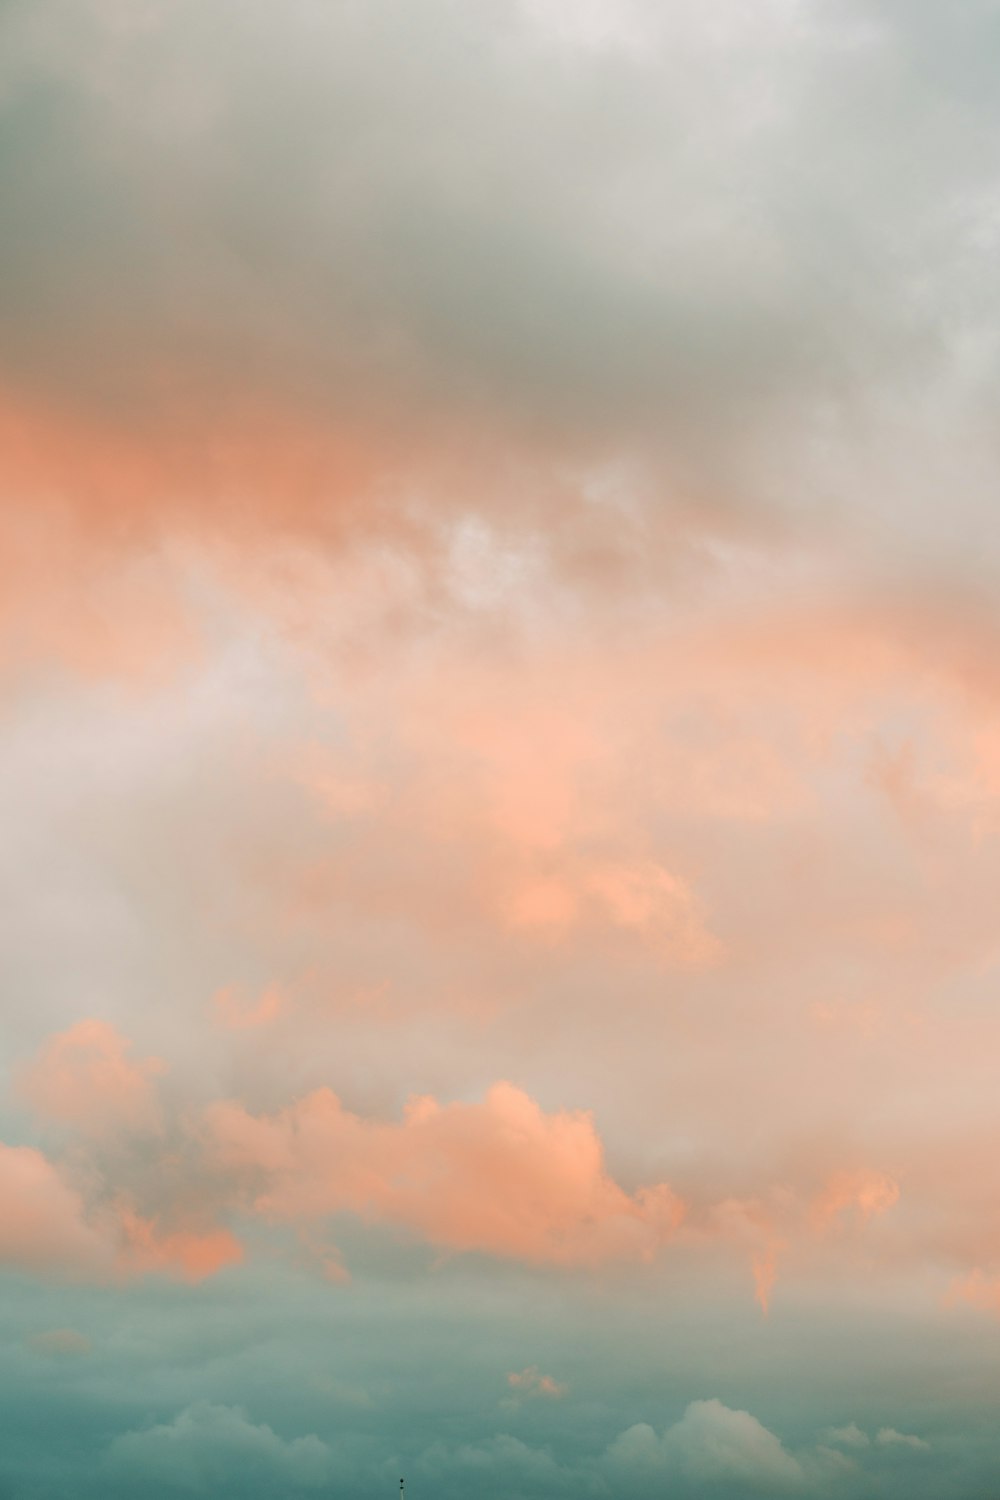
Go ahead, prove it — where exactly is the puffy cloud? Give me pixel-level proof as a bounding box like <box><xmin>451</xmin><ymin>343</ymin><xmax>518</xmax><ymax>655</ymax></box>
<box><xmin>417</xmin><ymin>1432</ymin><xmax>576</xmax><ymax>1495</ymax></box>
<box><xmin>18</xmin><ymin>1018</ymin><xmax>165</xmax><ymax>1137</ymax></box>
<box><xmin>105</xmin><ymin>1403</ymin><xmax>332</xmax><ymax>1492</ymax></box>
<box><xmin>608</xmin><ymin>1399</ymin><xmax>805</xmax><ymax>1491</ymax></box>
<box><xmin>0</xmin><ymin>1143</ymin><xmax>109</xmax><ymax>1276</ymax></box>
<box><xmin>819</xmin><ymin>1423</ymin><xmax>930</xmax><ymax>1456</ymax></box>
<box><xmin>117</xmin><ymin>1207</ymin><xmax>243</xmax><ymax>1283</ymax></box>
<box><xmin>206</xmin><ymin>1081</ymin><xmax>684</xmax><ymax>1267</ymax></box>
<box><xmin>0</xmin><ymin>1140</ymin><xmax>240</xmax><ymax>1286</ymax></box>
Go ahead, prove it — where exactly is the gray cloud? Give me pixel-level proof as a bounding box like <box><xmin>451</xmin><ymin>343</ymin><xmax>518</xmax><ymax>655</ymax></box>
<box><xmin>105</xmin><ymin>1403</ymin><xmax>333</xmax><ymax>1493</ymax></box>
<box><xmin>1</xmin><ymin>0</ymin><xmax>999</xmax><ymax>578</ymax></box>
<box><xmin>25</xmin><ymin>1327</ymin><xmax>93</xmax><ymax>1358</ymax></box>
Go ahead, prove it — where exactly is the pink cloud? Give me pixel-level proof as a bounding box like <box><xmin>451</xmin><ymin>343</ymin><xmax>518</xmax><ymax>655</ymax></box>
<box><xmin>810</xmin><ymin>1170</ymin><xmax>900</xmax><ymax>1233</ymax></box>
<box><xmin>507</xmin><ymin>1366</ymin><xmax>568</xmax><ymax>1399</ymax></box>
<box><xmin>19</xmin><ymin>1019</ymin><xmax>165</xmax><ymax>1137</ymax></box>
<box><xmin>0</xmin><ymin>1144</ymin><xmax>110</xmax><ymax>1276</ymax></box>
<box><xmin>0</xmin><ymin>1141</ymin><xmax>242</xmax><ymax>1286</ymax></box>
<box><xmin>213</xmin><ymin>986</ymin><xmax>288</xmax><ymax>1031</ymax></box>
<box><xmin>710</xmin><ymin>1167</ymin><xmax>899</xmax><ymax>1315</ymax></box>
<box><xmin>946</xmin><ymin>1269</ymin><xmax>1000</xmax><ymax>1315</ymax></box>
<box><xmin>752</xmin><ymin>1242</ymin><xmax>784</xmax><ymax>1318</ymax></box>
<box><xmin>500</xmin><ymin>856</ymin><xmax>720</xmax><ymax>965</ymax></box>
<box><xmin>117</xmin><ymin>1206</ymin><xmax>244</xmax><ymax>1283</ymax></box>
<box><xmin>206</xmin><ymin>1081</ymin><xmax>685</xmax><ymax>1268</ymax></box>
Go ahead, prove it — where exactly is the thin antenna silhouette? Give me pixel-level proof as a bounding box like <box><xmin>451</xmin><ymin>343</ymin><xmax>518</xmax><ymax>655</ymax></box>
<box><xmin>400</xmin><ymin>1477</ymin><xmax>405</xmax><ymax>1500</ymax></box>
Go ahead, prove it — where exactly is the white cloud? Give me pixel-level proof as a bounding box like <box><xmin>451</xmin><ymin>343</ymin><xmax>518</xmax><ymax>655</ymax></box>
<box><xmin>105</xmin><ymin>1403</ymin><xmax>332</xmax><ymax>1492</ymax></box>
<box><xmin>607</xmin><ymin>1398</ymin><xmax>805</xmax><ymax>1491</ymax></box>
<box><xmin>877</xmin><ymin>1427</ymin><xmax>931</xmax><ymax>1452</ymax></box>
<box><xmin>823</xmin><ymin>1423</ymin><xmax>871</xmax><ymax>1449</ymax></box>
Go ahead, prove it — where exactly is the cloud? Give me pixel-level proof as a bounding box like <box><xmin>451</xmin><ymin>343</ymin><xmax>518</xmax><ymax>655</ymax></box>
<box><xmin>505</xmin><ymin>856</ymin><xmax>722</xmax><ymax>966</ymax></box>
<box><xmin>117</xmin><ymin>1207</ymin><xmax>244</xmax><ymax>1283</ymax></box>
<box><xmin>819</xmin><ymin>1423</ymin><xmax>930</xmax><ymax>1455</ymax></box>
<box><xmin>18</xmin><ymin>1018</ymin><xmax>165</xmax><ymax>1137</ymax></box>
<box><xmin>810</xmin><ymin>1169</ymin><xmax>900</xmax><ymax>1232</ymax></box>
<box><xmin>876</xmin><ymin>1427</ymin><xmax>930</xmax><ymax>1452</ymax></box>
<box><xmin>507</xmin><ymin>1366</ymin><xmax>568</xmax><ymax>1399</ymax></box>
<box><xmin>712</xmin><ymin>1166</ymin><xmax>900</xmax><ymax>1315</ymax></box>
<box><xmin>0</xmin><ymin>1143</ymin><xmax>109</xmax><ymax>1276</ymax></box>
<box><xmin>417</xmin><ymin>1432</ymin><xmax>576</xmax><ymax>1494</ymax></box>
<box><xmin>948</xmin><ymin>1269</ymin><xmax>1000</xmax><ymax>1314</ymax></box>
<box><xmin>608</xmin><ymin>1399</ymin><xmax>805</xmax><ymax>1491</ymax></box>
<box><xmin>663</xmin><ymin>1400</ymin><xmax>805</xmax><ymax>1491</ymax></box>
<box><xmin>105</xmin><ymin>1403</ymin><xmax>332</xmax><ymax>1492</ymax></box>
<box><xmin>823</xmin><ymin>1423</ymin><xmax>870</xmax><ymax>1449</ymax></box>
<box><xmin>0</xmin><ymin>8</ymin><xmax>999</xmax><ymax>1492</ymax></box>
<box><xmin>25</xmin><ymin>1327</ymin><xmax>93</xmax><ymax>1357</ymax></box>
<box><xmin>0</xmin><ymin>1139</ymin><xmax>240</xmax><ymax>1286</ymax></box>
<box><xmin>212</xmin><ymin>985</ymin><xmax>288</xmax><ymax>1031</ymax></box>
<box><xmin>206</xmin><ymin>1081</ymin><xmax>685</xmax><ymax>1267</ymax></box>
<box><xmin>1</xmin><ymin>0</ymin><xmax>998</xmax><ymax>629</ymax></box>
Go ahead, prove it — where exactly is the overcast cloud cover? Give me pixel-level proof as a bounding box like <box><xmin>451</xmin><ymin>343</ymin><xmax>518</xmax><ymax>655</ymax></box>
<box><xmin>3</xmin><ymin>1</ymin><xmax>1000</xmax><ymax>1497</ymax></box>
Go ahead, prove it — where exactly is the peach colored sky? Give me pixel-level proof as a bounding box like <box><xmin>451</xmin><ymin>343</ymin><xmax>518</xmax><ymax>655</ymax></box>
<box><xmin>3</xmin><ymin>2</ymin><xmax>1000</xmax><ymax>1497</ymax></box>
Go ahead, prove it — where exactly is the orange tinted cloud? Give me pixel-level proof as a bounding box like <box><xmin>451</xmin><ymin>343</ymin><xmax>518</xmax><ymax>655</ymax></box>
<box><xmin>501</xmin><ymin>855</ymin><xmax>720</xmax><ymax>964</ymax></box>
<box><xmin>947</xmin><ymin>1270</ymin><xmax>1000</xmax><ymax>1315</ymax></box>
<box><xmin>507</xmin><ymin>1367</ymin><xmax>568</xmax><ymax>1399</ymax></box>
<box><xmin>810</xmin><ymin>1170</ymin><xmax>900</xmax><ymax>1233</ymax></box>
<box><xmin>711</xmin><ymin>1167</ymin><xmax>900</xmax><ymax>1315</ymax></box>
<box><xmin>0</xmin><ymin>1144</ymin><xmax>109</xmax><ymax>1276</ymax></box>
<box><xmin>213</xmin><ymin>986</ymin><xmax>288</xmax><ymax>1030</ymax></box>
<box><xmin>19</xmin><ymin>1020</ymin><xmax>165</xmax><ymax>1137</ymax></box>
<box><xmin>0</xmin><ymin>1140</ymin><xmax>240</xmax><ymax>1285</ymax></box>
<box><xmin>752</xmin><ymin>1243</ymin><xmax>783</xmax><ymax>1318</ymax></box>
<box><xmin>117</xmin><ymin>1206</ymin><xmax>244</xmax><ymax>1283</ymax></box>
<box><xmin>206</xmin><ymin>1081</ymin><xmax>685</xmax><ymax>1268</ymax></box>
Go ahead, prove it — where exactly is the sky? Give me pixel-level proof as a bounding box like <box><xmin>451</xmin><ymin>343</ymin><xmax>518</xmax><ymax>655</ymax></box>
<box><xmin>3</xmin><ymin>0</ymin><xmax>1000</xmax><ymax>1496</ymax></box>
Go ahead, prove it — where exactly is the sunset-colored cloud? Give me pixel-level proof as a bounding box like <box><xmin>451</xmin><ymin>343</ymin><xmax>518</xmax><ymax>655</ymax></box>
<box><xmin>18</xmin><ymin>1019</ymin><xmax>165</xmax><ymax>1137</ymax></box>
<box><xmin>947</xmin><ymin>1270</ymin><xmax>1000</xmax><ymax>1316</ymax></box>
<box><xmin>810</xmin><ymin>1170</ymin><xmax>900</xmax><ymax>1234</ymax></box>
<box><xmin>117</xmin><ymin>1207</ymin><xmax>244</xmax><ymax>1284</ymax></box>
<box><xmin>0</xmin><ymin>1144</ymin><xmax>108</xmax><ymax>1276</ymax></box>
<box><xmin>712</xmin><ymin>1167</ymin><xmax>900</xmax><ymax>1316</ymax></box>
<box><xmin>3</xmin><ymin>1</ymin><xmax>1000</xmax><ymax>1493</ymax></box>
<box><xmin>206</xmin><ymin>1082</ymin><xmax>685</xmax><ymax>1267</ymax></box>
<box><xmin>213</xmin><ymin>986</ymin><xmax>288</xmax><ymax>1031</ymax></box>
<box><xmin>507</xmin><ymin>1366</ymin><xmax>568</xmax><ymax>1399</ymax></box>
